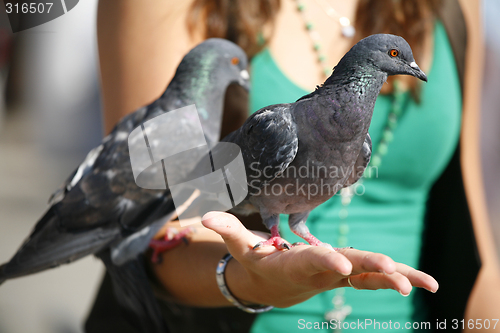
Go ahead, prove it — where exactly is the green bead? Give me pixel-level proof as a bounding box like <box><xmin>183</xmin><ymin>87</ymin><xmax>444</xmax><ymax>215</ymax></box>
<box><xmin>338</xmin><ymin>208</ymin><xmax>348</xmax><ymax>220</ymax></box>
<box><xmin>393</xmin><ymin>81</ymin><xmax>403</xmax><ymax>97</ymax></box>
<box><xmin>370</xmin><ymin>155</ymin><xmax>382</xmax><ymax>167</ymax></box>
<box><xmin>388</xmin><ymin>122</ymin><xmax>397</xmax><ymax>130</ymax></box>
<box><xmin>313</xmin><ymin>43</ymin><xmax>321</xmax><ymax>51</ymax></box>
<box><xmin>337</xmin><ymin>236</ymin><xmax>348</xmax><ymax>247</ymax></box>
<box><xmin>382</xmin><ymin>129</ymin><xmax>394</xmax><ymax>143</ymax></box>
<box><xmin>377</xmin><ymin>142</ymin><xmax>388</xmax><ymax>156</ymax></box>
<box><xmin>297</xmin><ymin>3</ymin><xmax>305</xmax><ymax>11</ymax></box>
<box><xmin>305</xmin><ymin>22</ymin><xmax>313</xmax><ymax>30</ymax></box>
<box><xmin>394</xmin><ymin>91</ymin><xmax>404</xmax><ymax>101</ymax></box>
<box><xmin>318</xmin><ymin>54</ymin><xmax>326</xmax><ymax>62</ymax></box>
<box><xmin>388</xmin><ymin>115</ymin><xmax>397</xmax><ymax>129</ymax></box>
<box><xmin>339</xmin><ymin>224</ymin><xmax>349</xmax><ymax>235</ymax></box>
<box><xmin>341</xmin><ymin>196</ymin><xmax>351</xmax><ymax>206</ymax></box>
<box><xmin>332</xmin><ymin>295</ymin><xmax>345</xmax><ymax>307</ymax></box>
<box><xmin>323</xmin><ymin>68</ymin><xmax>331</xmax><ymax>76</ymax></box>
<box><xmin>392</xmin><ymin>105</ymin><xmax>403</xmax><ymax>116</ymax></box>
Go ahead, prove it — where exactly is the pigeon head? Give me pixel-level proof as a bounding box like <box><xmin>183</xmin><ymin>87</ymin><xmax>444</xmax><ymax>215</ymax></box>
<box><xmin>350</xmin><ymin>34</ymin><xmax>427</xmax><ymax>82</ymax></box>
<box><xmin>176</xmin><ymin>38</ymin><xmax>250</xmax><ymax>91</ymax></box>
<box><xmin>329</xmin><ymin>34</ymin><xmax>427</xmax><ymax>84</ymax></box>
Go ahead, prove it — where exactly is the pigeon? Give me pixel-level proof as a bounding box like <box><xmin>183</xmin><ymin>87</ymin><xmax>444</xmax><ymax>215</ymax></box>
<box><xmin>0</xmin><ymin>38</ymin><xmax>249</xmax><ymax>333</ymax></box>
<box><xmin>222</xmin><ymin>34</ymin><xmax>428</xmax><ymax>250</ymax></box>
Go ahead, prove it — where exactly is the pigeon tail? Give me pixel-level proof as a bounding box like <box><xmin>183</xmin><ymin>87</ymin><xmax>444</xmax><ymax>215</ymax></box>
<box><xmin>0</xmin><ymin>206</ymin><xmax>119</xmax><ymax>283</ymax></box>
<box><xmin>0</xmin><ymin>265</ymin><xmax>6</xmax><ymax>285</ymax></box>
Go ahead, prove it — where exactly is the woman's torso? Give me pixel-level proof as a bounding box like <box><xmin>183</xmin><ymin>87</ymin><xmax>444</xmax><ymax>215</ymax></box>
<box><xmin>248</xmin><ymin>21</ymin><xmax>461</xmax><ymax>332</ymax></box>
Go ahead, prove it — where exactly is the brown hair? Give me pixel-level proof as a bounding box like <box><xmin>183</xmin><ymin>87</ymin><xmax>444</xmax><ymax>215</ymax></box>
<box><xmin>354</xmin><ymin>0</ymin><xmax>443</xmax><ymax>96</ymax></box>
<box><xmin>187</xmin><ymin>0</ymin><xmax>443</xmax><ymax>95</ymax></box>
<box><xmin>187</xmin><ymin>0</ymin><xmax>281</xmax><ymax>59</ymax></box>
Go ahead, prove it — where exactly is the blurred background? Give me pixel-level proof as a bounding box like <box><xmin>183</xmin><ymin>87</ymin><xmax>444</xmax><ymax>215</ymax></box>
<box><xmin>0</xmin><ymin>1</ymin><xmax>499</xmax><ymax>332</ymax></box>
<box><xmin>0</xmin><ymin>1</ymin><xmax>103</xmax><ymax>333</ymax></box>
<box><xmin>481</xmin><ymin>0</ymin><xmax>500</xmax><ymax>250</ymax></box>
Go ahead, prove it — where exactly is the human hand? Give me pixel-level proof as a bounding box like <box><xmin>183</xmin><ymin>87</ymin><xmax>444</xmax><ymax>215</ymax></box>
<box><xmin>202</xmin><ymin>211</ymin><xmax>439</xmax><ymax>308</ymax></box>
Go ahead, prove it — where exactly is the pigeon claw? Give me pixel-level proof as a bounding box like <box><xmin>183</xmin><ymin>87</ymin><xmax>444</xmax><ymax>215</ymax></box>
<box><xmin>253</xmin><ymin>236</ymin><xmax>292</xmax><ymax>251</ymax></box>
<box><xmin>149</xmin><ymin>227</ymin><xmax>195</xmax><ymax>263</ymax></box>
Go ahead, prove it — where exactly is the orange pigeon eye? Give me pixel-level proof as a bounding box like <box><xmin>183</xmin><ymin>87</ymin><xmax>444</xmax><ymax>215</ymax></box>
<box><xmin>231</xmin><ymin>57</ymin><xmax>240</xmax><ymax>65</ymax></box>
<box><xmin>389</xmin><ymin>49</ymin><xmax>399</xmax><ymax>57</ymax></box>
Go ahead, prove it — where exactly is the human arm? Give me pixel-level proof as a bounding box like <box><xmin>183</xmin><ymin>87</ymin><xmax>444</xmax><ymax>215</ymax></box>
<box><xmin>97</xmin><ymin>0</ymin><xmax>203</xmax><ymax>134</ymax></box>
<box><xmin>458</xmin><ymin>0</ymin><xmax>500</xmax><ymax>326</ymax></box>
<box><xmin>151</xmin><ymin>212</ymin><xmax>438</xmax><ymax>308</ymax></box>
<box><xmin>96</xmin><ymin>0</ymin><xmax>439</xmax><ymax>312</ymax></box>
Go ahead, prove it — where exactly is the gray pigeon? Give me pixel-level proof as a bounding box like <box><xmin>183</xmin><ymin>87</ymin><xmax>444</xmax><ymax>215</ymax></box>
<box><xmin>0</xmin><ymin>38</ymin><xmax>249</xmax><ymax>333</ymax></box>
<box><xmin>224</xmin><ymin>34</ymin><xmax>427</xmax><ymax>250</ymax></box>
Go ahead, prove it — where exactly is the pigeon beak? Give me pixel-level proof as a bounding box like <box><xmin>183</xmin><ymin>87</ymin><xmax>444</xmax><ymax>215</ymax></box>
<box><xmin>409</xmin><ymin>61</ymin><xmax>427</xmax><ymax>82</ymax></box>
<box><xmin>239</xmin><ymin>69</ymin><xmax>251</xmax><ymax>91</ymax></box>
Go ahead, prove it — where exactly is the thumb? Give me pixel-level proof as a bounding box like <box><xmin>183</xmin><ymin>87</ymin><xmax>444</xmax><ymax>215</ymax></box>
<box><xmin>202</xmin><ymin>211</ymin><xmax>271</xmax><ymax>259</ymax></box>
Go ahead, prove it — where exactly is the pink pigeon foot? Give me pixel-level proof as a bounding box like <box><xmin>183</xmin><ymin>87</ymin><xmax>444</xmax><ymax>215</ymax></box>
<box><xmin>253</xmin><ymin>225</ymin><xmax>292</xmax><ymax>250</ymax></box>
<box><xmin>149</xmin><ymin>227</ymin><xmax>195</xmax><ymax>263</ymax></box>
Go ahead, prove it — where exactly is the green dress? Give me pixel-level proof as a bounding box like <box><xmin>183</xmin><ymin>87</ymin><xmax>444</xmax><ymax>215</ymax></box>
<box><xmin>248</xmin><ymin>22</ymin><xmax>461</xmax><ymax>332</ymax></box>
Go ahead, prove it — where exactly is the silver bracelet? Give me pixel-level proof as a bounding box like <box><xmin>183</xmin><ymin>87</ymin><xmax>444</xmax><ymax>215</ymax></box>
<box><xmin>216</xmin><ymin>253</ymin><xmax>274</xmax><ymax>314</ymax></box>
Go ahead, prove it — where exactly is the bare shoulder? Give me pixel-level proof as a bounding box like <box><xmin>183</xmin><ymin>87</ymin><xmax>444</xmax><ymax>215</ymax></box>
<box><xmin>457</xmin><ymin>0</ymin><xmax>482</xmax><ymax>26</ymax></box>
<box><xmin>98</xmin><ymin>0</ymin><xmax>203</xmax><ymax>130</ymax></box>
<box><xmin>457</xmin><ymin>0</ymin><xmax>500</xmax><ymax>307</ymax></box>
<box><xmin>457</xmin><ymin>0</ymin><xmax>483</xmax><ymax>59</ymax></box>
<box><xmin>101</xmin><ymin>0</ymin><xmax>202</xmax><ymax>65</ymax></box>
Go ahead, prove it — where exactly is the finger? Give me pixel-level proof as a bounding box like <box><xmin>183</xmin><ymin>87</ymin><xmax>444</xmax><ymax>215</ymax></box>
<box><xmin>338</xmin><ymin>248</ymin><xmax>397</xmax><ymax>275</ymax></box>
<box><xmin>288</xmin><ymin>246</ymin><xmax>352</xmax><ymax>277</ymax></box>
<box><xmin>343</xmin><ymin>272</ymin><xmax>413</xmax><ymax>296</ymax></box>
<box><xmin>395</xmin><ymin>263</ymin><xmax>439</xmax><ymax>293</ymax></box>
<box><xmin>201</xmin><ymin>211</ymin><xmax>273</xmax><ymax>260</ymax></box>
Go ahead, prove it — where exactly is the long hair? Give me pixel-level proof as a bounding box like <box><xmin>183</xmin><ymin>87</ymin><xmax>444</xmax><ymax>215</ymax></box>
<box><xmin>187</xmin><ymin>0</ymin><xmax>443</xmax><ymax>95</ymax></box>
<box><xmin>354</xmin><ymin>0</ymin><xmax>443</xmax><ymax>96</ymax></box>
<box><xmin>187</xmin><ymin>0</ymin><xmax>281</xmax><ymax>59</ymax></box>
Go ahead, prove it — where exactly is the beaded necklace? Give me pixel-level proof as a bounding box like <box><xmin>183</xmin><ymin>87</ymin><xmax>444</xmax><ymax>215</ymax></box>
<box><xmin>292</xmin><ymin>1</ymin><xmax>407</xmax><ymax>328</ymax></box>
<box><xmin>312</xmin><ymin>0</ymin><xmax>356</xmax><ymax>38</ymax></box>
<box><xmin>293</xmin><ymin>0</ymin><xmax>355</xmax><ymax>78</ymax></box>
<box><xmin>324</xmin><ymin>81</ymin><xmax>405</xmax><ymax>332</ymax></box>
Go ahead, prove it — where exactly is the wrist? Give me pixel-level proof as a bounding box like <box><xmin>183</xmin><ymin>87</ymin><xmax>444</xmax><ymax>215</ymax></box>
<box><xmin>225</xmin><ymin>258</ymin><xmax>258</xmax><ymax>304</ymax></box>
<box><xmin>220</xmin><ymin>254</ymin><xmax>273</xmax><ymax>312</ymax></box>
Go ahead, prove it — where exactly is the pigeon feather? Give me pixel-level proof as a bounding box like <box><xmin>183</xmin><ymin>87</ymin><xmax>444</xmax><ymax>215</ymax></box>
<box><xmin>0</xmin><ymin>38</ymin><xmax>249</xmax><ymax>333</ymax></box>
<box><xmin>228</xmin><ymin>34</ymin><xmax>427</xmax><ymax>247</ymax></box>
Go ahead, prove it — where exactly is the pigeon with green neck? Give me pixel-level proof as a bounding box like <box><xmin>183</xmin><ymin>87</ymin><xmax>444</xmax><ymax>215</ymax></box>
<box><xmin>224</xmin><ymin>34</ymin><xmax>427</xmax><ymax>250</ymax></box>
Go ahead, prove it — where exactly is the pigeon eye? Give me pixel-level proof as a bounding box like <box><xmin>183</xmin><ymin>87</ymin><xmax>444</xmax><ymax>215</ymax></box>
<box><xmin>389</xmin><ymin>49</ymin><xmax>399</xmax><ymax>57</ymax></box>
<box><xmin>231</xmin><ymin>57</ymin><xmax>240</xmax><ymax>65</ymax></box>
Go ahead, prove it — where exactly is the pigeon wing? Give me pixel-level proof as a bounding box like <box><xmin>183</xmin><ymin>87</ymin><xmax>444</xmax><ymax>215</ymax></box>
<box><xmin>343</xmin><ymin>133</ymin><xmax>372</xmax><ymax>187</ymax></box>
<box><xmin>0</xmin><ymin>102</ymin><xmax>174</xmax><ymax>282</ymax></box>
<box><xmin>224</xmin><ymin>104</ymin><xmax>299</xmax><ymax>192</ymax></box>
